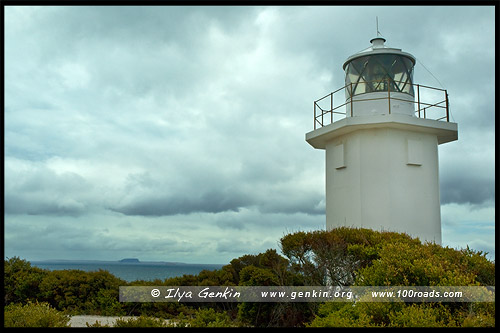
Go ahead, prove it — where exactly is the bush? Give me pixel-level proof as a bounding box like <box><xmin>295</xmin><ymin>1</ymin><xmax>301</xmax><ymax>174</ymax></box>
<box><xmin>113</xmin><ymin>315</ymin><xmax>169</xmax><ymax>327</ymax></box>
<box><xmin>94</xmin><ymin>288</ymin><xmax>126</xmax><ymax>316</ymax></box>
<box><xmin>388</xmin><ymin>303</ymin><xmax>457</xmax><ymax>327</ymax></box>
<box><xmin>4</xmin><ymin>301</ymin><xmax>70</xmax><ymax>327</ymax></box>
<box><xmin>85</xmin><ymin>315</ymin><xmax>169</xmax><ymax>327</ymax></box>
<box><xmin>188</xmin><ymin>307</ymin><xmax>234</xmax><ymax>327</ymax></box>
<box><xmin>4</xmin><ymin>257</ymin><xmax>48</xmax><ymax>305</ymax></box>
<box><xmin>355</xmin><ymin>242</ymin><xmax>493</xmax><ymax>286</ymax></box>
<box><xmin>303</xmin><ymin>228</ymin><xmax>495</xmax><ymax>327</ymax></box>
<box><xmin>87</xmin><ymin>309</ymin><xmax>234</xmax><ymax>328</ymax></box>
<box><xmin>280</xmin><ymin>227</ymin><xmax>420</xmax><ymax>286</ymax></box>
<box><xmin>38</xmin><ymin>268</ymin><xmax>126</xmax><ymax>314</ymax></box>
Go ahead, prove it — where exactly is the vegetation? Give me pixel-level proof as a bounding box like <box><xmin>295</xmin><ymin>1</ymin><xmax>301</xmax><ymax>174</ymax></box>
<box><xmin>86</xmin><ymin>315</ymin><xmax>169</xmax><ymax>328</ymax></box>
<box><xmin>85</xmin><ymin>308</ymin><xmax>234</xmax><ymax>328</ymax></box>
<box><xmin>4</xmin><ymin>301</ymin><xmax>70</xmax><ymax>327</ymax></box>
<box><xmin>4</xmin><ymin>227</ymin><xmax>495</xmax><ymax>327</ymax></box>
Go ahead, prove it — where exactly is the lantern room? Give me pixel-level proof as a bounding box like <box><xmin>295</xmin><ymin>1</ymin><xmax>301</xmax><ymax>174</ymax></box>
<box><xmin>343</xmin><ymin>37</ymin><xmax>416</xmax><ymax>117</ymax></box>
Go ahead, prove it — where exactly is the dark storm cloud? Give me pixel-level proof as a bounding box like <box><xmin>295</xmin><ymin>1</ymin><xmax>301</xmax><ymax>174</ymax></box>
<box><xmin>110</xmin><ymin>190</ymin><xmax>251</xmax><ymax>216</ymax></box>
<box><xmin>111</xmin><ymin>191</ymin><xmax>325</xmax><ymax>217</ymax></box>
<box><xmin>108</xmin><ymin>161</ymin><xmax>325</xmax><ymax>216</ymax></box>
<box><xmin>440</xmin><ymin>176</ymin><xmax>495</xmax><ymax>206</ymax></box>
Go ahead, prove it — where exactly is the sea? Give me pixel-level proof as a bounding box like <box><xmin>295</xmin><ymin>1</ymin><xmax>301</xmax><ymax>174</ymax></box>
<box><xmin>30</xmin><ymin>260</ymin><xmax>225</xmax><ymax>283</ymax></box>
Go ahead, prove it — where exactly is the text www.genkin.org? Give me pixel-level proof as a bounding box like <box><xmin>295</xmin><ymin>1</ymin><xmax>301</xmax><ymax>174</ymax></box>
<box><xmin>119</xmin><ymin>286</ymin><xmax>494</xmax><ymax>303</ymax></box>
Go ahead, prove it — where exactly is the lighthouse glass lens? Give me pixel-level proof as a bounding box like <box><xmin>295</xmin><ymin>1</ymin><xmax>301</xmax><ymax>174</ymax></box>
<box><xmin>345</xmin><ymin>54</ymin><xmax>414</xmax><ymax>97</ymax></box>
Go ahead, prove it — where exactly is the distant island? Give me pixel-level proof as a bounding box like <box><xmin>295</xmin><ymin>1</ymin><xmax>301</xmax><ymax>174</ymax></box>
<box><xmin>119</xmin><ymin>258</ymin><xmax>140</xmax><ymax>263</ymax></box>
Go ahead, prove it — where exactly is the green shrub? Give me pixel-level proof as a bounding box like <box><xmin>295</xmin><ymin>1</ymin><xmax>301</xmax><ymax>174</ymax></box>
<box><xmin>188</xmin><ymin>307</ymin><xmax>234</xmax><ymax>327</ymax></box>
<box><xmin>280</xmin><ymin>227</ymin><xmax>419</xmax><ymax>286</ymax></box>
<box><xmin>4</xmin><ymin>301</ymin><xmax>70</xmax><ymax>327</ymax></box>
<box><xmin>388</xmin><ymin>303</ymin><xmax>457</xmax><ymax>327</ymax></box>
<box><xmin>94</xmin><ymin>288</ymin><xmax>126</xmax><ymax>316</ymax></box>
<box><xmin>38</xmin><ymin>268</ymin><xmax>125</xmax><ymax>314</ymax></box>
<box><xmin>112</xmin><ymin>315</ymin><xmax>169</xmax><ymax>327</ymax></box>
<box><xmin>85</xmin><ymin>320</ymin><xmax>111</xmax><ymax>327</ymax></box>
<box><xmin>85</xmin><ymin>315</ymin><xmax>170</xmax><ymax>327</ymax></box>
<box><xmin>307</xmin><ymin>302</ymin><xmax>376</xmax><ymax>327</ymax></box>
<box><xmin>4</xmin><ymin>257</ymin><xmax>48</xmax><ymax>305</ymax></box>
<box><xmin>302</xmin><ymin>229</ymin><xmax>495</xmax><ymax>328</ymax></box>
<box><xmin>462</xmin><ymin>312</ymin><xmax>496</xmax><ymax>327</ymax></box>
<box><xmin>355</xmin><ymin>242</ymin><xmax>492</xmax><ymax>286</ymax></box>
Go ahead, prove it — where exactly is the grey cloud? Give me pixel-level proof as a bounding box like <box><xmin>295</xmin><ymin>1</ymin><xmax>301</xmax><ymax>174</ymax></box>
<box><xmin>439</xmin><ymin>137</ymin><xmax>495</xmax><ymax>206</ymax></box>
<box><xmin>4</xmin><ymin>164</ymin><xmax>93</xmax><ymax>216</ymax></box>
<box><xmin>440</xmin><ymin>177</ymin><xmax>495</xmax><ymax>206</ymax></box>
<box><xmin>110</xmin><ymin>166</ymin><xmax>325</xmax><ymax>217</ymax></box>
<box><xmin>110</xmin><ymin>190</ymin><xmax>251</xmax><ymax>216</ymax></box>
<box><xmin>7</xmin><ymin>6</ymin><xmax>257</xmax><ymax>101</ymax></box>
<box><xmin>5</xmin><ymin>194</ymin><xmax>87</xmax><ymax>216</ymax></box>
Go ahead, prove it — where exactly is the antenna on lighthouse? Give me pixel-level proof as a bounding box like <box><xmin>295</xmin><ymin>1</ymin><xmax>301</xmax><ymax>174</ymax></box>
<box><xmin>376</xmin><ymin>16</ymin><xmax>382</xmax><ymax>37</ymax></box>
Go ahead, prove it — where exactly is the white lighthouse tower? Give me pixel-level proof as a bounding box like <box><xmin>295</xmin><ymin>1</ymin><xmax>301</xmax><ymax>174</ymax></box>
<box><xmin>306</xmin><ymin>37</ymin><xmax>458</xmax><ymax>245</ymax></box>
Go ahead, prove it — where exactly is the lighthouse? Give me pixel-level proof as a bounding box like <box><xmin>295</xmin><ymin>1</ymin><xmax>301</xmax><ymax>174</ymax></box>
<box><xmin>306</xmin><ymin>37</ymin><xmax>458</xmax><ymax>245</ymax></box>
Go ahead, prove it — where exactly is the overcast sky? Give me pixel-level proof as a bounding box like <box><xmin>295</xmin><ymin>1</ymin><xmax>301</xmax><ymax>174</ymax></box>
<box><xmin>4</xmin><ymin>6</ymin><xmax>495</xmax><ymax>264</ymax></box>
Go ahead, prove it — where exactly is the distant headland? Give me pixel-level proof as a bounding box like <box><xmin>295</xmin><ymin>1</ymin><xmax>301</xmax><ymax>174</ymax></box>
<box><xmin>119</xmin><ymin>258</ymin><xmax>140</xmax><ymax>263</ymax></box>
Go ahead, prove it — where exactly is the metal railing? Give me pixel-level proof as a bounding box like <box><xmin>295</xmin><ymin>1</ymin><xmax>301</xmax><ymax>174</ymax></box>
<box><xmin>313</xmin><ymin>80</ymin><xmax>450</xmax><ymax>129</ymax></box>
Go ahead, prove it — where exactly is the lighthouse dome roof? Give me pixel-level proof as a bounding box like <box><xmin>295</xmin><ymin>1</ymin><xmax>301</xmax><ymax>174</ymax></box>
<box><xmin>343</xmin><ymin>37</ymin><xmax>416</xmax><ymax>70</ymax></box>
